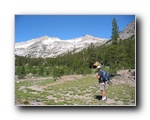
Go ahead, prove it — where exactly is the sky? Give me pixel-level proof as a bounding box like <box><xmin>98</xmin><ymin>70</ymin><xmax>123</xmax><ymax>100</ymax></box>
<box><xmin>15</xmin><ymin>15</ymin><xmax>135</xmax><ymax>43</ymax></box>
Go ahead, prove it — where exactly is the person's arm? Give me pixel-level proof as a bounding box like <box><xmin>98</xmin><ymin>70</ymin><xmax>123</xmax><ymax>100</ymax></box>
<box><xmin>97</xmin><ymin>71</ymin><xmax>101</xmax><ymax>79</ymax></box>
<box><xmin>97</xmin><ymin>75</ymin><xmax>100</xmax><ymax>79</ymax></box>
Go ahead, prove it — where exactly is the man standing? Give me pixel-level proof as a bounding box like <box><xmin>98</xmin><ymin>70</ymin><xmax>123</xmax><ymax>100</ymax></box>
<box><xmin>96</xmin><ymin>66</ymin><xmax>107</xmax><ymax>101</ymax></box>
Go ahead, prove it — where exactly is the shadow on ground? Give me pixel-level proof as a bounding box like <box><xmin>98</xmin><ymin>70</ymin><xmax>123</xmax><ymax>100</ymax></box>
<box><xmin>94</xmin><ymin>95</ymin><xmax>102</xmax><ymax>100</ymax></box>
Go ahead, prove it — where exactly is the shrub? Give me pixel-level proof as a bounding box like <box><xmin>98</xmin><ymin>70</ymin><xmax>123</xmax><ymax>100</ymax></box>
<box><xmin>53</xmin><ymin>67</ymin><xmax>64</xmax><ymax>79</ymax></box>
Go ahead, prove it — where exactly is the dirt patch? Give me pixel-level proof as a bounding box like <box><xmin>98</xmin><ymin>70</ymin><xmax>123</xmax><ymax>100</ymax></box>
<box><xmin>27</xmin><ymin>86</ymin><xmax>44</xmax><ymax>91</ymax></box>
<box><xmin>41</xmin><ymin>75</ymin><xmax>84</xmax><ymax>89</ymax></box>
<box><xmin>16</xmin><ymin>77</ymin><xmax>53</xmax><ymax>82</ymax></box>
<box><xmin>17</xmin><ymin>74</ymin><xmax>84</xmax><ymax>91</ymax></box>
<box><xmin>61</xmin><ymin>74</ymin><xmax>83</xmax><ymax>81</ymax></box>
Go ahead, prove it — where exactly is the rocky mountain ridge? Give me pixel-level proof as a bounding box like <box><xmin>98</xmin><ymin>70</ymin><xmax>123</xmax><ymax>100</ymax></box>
<box><xmin>15</xmin><ymin>35</ymin><xmax>108</xmax><ymax>58</ymax></box>
<box><xmin>119</xmin><ymin>21</ymin><xmax>135</xmax><ymax>40</ymax></box>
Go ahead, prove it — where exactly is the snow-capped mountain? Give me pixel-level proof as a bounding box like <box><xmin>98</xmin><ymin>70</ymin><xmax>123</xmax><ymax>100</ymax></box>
<box><xmin>15</xmin><ymin>35</ymin><xmax>108</xmax><ymax>58</ymax></box>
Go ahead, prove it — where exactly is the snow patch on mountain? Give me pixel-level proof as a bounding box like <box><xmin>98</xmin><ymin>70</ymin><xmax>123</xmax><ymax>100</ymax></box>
<box><xmin>15</xmin><ymin>35</ymin><xmax>108</xmax><ymax>58</ymax></box>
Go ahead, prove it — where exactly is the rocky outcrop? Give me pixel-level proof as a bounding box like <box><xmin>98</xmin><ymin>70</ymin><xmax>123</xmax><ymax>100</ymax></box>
<box><xmin>111</xmin><ymin>69</ymin><xmax>135</xmax><ymax>86</ymax></box>
<box><xmin>119</xmin><ymin>21</ymin><xmax>135</xmax><ymax>40</ymax></box>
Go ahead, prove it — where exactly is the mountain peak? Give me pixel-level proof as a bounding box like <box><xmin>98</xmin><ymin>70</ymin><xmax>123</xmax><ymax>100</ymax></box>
<box><xmin>15</xmin><ymin>35</ymin><xmax>108</xmax><ymax>58</ymax></box>
<box><xmin>84</xmin><ymin>34</ymin><xmax>94</xmax><ymax>38</ymax></box>
<box><xmin>37</xmin><ymin>35</ymin><xmax>49</xmax><ymax>41</ymax></box>
<box><xmin>81</xmin><ymin>34</ymin><xmax>95</xmax><ymax>41</ymax></box>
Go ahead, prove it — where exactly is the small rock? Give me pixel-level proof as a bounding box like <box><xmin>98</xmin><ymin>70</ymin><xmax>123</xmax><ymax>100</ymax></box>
<box><xmin>106</xmin><ymin>99</ymin><xmax>116</xmax><ymax>104</ymax></box>
<box><xmin>116</xmin><ymin>101</ymin><xmax>124</xmax><ymax>105</ymax></box>
<box><xmin>36</xmin><ymin>98</ymin><xmax>42</xmax><ymax>102</ymax></box>
<box><xmin>19</xmin><ymin>86</ymin><xmax>25</xmax><ymax>90</ymax></box>
<box><xmin>16</xmin><ymin>81</ymin><xmax>20</xmax><ymax>84</ymax></box>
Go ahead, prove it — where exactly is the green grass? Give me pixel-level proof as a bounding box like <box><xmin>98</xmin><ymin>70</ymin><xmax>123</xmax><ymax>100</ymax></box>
<box><xmin>106</xmin><ymin>84</ymin><xmax>135</xmax><ymax>104</ymax></box>
<box><xmin>15</xmin><ymin>74</ymin><xmax>135</xmax><ymax>106</ymax></box>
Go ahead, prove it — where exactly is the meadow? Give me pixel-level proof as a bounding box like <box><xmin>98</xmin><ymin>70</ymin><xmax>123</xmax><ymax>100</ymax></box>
<box><xmin>15</xmin><ymin>74</ymin><xmax>135</xmax><ymax>106</ymax></box>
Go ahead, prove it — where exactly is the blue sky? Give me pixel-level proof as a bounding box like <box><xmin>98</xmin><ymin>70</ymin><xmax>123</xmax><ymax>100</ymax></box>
<box><xmin>15</xmin><ymin>15</ymin><xmax>135</xmax><ymax>43</ymax></box>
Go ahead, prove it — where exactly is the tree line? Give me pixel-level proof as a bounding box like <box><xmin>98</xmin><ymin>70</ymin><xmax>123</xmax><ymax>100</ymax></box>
<box><xmin>15</xmin><ymin>35</ymin><xmax>135</xmax><ymax>79</ymax></box>
<box><xmin>15</xmin><ymin>18</ymin><xmax>135</xmax><ymax>79</ymax></box>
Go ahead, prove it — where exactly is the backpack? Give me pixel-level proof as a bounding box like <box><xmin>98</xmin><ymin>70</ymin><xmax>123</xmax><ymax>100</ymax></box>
<box><xmin>101</xmin><ymin>70</ymin><xmax>110</xmax><ymax>81</ymax></box>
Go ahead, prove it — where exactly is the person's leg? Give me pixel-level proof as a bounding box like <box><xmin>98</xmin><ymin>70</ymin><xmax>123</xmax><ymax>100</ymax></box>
<box><xmin>101</xmin><ymin>83</ymin><xmax>106</xmax><ymax>100</ymax></box>
<box><xmin>100</xmin><ymin>83</ymin><xmax>106</xmax><ymax>100</ymax></box>
<box><xmin>102</xmin><ymin>89</ymin><xmax>106</xmax><ymax>100</ymax></box>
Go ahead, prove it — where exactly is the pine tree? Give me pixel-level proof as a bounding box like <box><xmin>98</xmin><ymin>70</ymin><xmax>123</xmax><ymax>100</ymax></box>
<box><xmin>111</xmin><ymin>18</ymin><xmax>119</xmax><ymax>45</ymax></box>
<box><xmin>18</xmin><ymin>66</ymin><xmax>26</xmax><ymax>79</ymax></box>
<box><xmin>109</xmin><ymin>18</ymin><xmax>120</xmax><ymax>73</ymax></box>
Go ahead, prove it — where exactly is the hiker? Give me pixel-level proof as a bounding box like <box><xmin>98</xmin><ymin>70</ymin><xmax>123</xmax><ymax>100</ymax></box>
<box><xmin>96</xmin><ymin>65</ymin><xmax>107</xmax><ymax>101</ymax></box>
